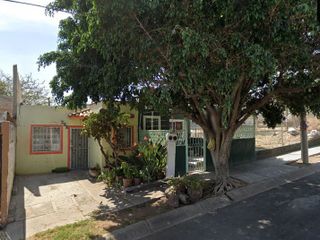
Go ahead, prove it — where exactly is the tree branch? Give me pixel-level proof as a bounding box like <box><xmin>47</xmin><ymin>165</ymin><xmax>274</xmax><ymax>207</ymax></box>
<box><xmin>133</xmin><ymin>14</ymin><xmax>170</xmax><ymax>67</ymax></box>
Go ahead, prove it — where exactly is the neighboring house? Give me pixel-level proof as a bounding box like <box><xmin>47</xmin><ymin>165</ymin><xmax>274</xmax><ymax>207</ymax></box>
<box><xmin>138</xmin><ymin>111</ymin><xmax>256</xmax><ymax>176</ymax></box>
<box><xmin>15</xmin><ymin>104</ymin><xmax>139</xmax><ymax>175</ymax></box>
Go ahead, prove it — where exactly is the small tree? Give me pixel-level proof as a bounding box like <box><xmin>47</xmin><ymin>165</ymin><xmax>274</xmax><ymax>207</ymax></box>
<box><xmin>82</xmin><ymin>104</ymin><xmax>130</xmax><ymax>168</ymax></box>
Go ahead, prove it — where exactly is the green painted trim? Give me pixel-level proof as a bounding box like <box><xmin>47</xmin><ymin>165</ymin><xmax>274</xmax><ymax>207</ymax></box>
<box><xmin>205</xmin><ymin>138</ymin><xmax>256</xmax><ymax>171</ymax></box>
<box><xmin>175</xmin><ymin>146</ymin><xmax>187</xmax><ymax>176</ymax></box>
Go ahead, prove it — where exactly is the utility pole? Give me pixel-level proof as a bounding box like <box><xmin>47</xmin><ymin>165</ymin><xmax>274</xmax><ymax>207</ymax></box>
<box><xmin>300</xmin><ymin>111</ymin><xmax>309</xmax><ymax>164</ymax></box>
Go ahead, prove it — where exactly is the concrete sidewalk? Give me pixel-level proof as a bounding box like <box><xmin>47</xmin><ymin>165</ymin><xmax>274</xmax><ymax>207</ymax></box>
<box><xmin>108</xmin><ymin>146</ymin><xmax>320</xmax><ymax>240</ymax></box>
<box><xmin>4</xmin><ymin>171</ymin><xmax>164</xmax><ymax>240</ymax></box>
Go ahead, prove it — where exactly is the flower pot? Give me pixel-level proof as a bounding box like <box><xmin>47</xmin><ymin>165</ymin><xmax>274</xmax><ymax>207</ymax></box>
<box><xmin>134</xmin><ymin>177</ymin><xmax>141</xmax><ymax>186</ymax></box>
<box><xmin>89</xmin><ymin>169</ymin><xmax>100</xmax><ymax>178</ymax></box>
<box><xmin>187</xmin><ymin>188</ymin><xmax>203</xmax><ymax>203</ymax></box>
<box><xmin>123</xmin><ymin>178</ymin><xmax>133</xmax><ymax>188</ymax></box>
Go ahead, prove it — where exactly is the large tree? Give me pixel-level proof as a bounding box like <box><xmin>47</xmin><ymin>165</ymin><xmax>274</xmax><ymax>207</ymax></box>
<box><xmin>0</xmin><ymin>70</ymin><xmax>49</xmax><ymax>105</ymax></box>
<box><xmin>40</xmin><ymin>0</ymin><xmax>320</xmax><ymax>192</ymax></box>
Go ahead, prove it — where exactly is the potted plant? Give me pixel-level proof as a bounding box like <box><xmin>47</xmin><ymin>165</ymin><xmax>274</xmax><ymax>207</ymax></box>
<box><xmin>89</xmin><ymin>164</ymin><xmax>101</xmax><ymax>178</ymax></box>
<box><xmin>121</xmin><ymin>162</ymin><xmax>134</xmax><ymax>188</ymax></box>
<box><xmin>115</xmin><ymin>167</ymin><xmax>124</xmax><ymax>184</ymax></box>
<box><xmin>132</xmin><ymin>167</ymin><xmax>142</xmax><ymax>185</ymax></box>
<box><xmin>185</xmin><ymin>176</ymin><xmax>204</xmax><ymax>203</ymax></box>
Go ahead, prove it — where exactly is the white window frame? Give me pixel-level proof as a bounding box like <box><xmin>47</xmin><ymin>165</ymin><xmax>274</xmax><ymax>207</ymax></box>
<box><xmin>143</xmin><ymin>115</ymin><xmax>161</xmax><ymax>130</ymax></box>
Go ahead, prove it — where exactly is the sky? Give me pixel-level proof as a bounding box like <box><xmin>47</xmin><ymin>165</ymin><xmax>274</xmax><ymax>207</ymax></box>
<box><xmin>0</xmin><ymin>0</ymin><xmax>69</xmax><ymax>90</ymax></box>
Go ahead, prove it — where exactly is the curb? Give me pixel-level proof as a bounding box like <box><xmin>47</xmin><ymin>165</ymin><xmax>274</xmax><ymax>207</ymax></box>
<box><xmin>105</xmin><ymin>195</ymin><xmax>231</xmax><ymax>240</ymax></box>
<box><xmin>103</xmin><ymin>163</ymin><xmax>320</xmax><ymax>240</ymax></box>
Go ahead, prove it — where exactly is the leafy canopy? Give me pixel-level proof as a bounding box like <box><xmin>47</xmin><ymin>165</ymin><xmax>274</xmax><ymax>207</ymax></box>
<box><xmin>40</xmin><ymin>0</ymin><xmax>320</xmax><ymax>135</ymax></box>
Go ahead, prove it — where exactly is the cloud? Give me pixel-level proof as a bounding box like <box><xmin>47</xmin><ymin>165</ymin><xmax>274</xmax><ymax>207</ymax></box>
<box><xmin>0</xmin><ymin>0</ymin><xmax>69</xmax><ymax>86</ymax></box>
<box><xmin>0</xmin><ymin>0</ymin><xmax>69</xmax><ymax>31</ymax></box>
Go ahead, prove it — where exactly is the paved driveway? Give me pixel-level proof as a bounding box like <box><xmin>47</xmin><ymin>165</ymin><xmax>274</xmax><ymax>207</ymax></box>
<box><xmin>5</xmin><ymin>171</ymin><xmax>162</xmax><ymax>239</ymax></box>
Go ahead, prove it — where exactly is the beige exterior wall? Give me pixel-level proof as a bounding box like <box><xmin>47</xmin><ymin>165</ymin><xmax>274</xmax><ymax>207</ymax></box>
<box><xmin>16</xmin><ymin>105</ymin><xmax>81</xmax><ymax>174</ymax></box>
<box><xmin>16</xmin><ymin>104</ymin><xmax>139</xmax><ymax>174</ymax></box>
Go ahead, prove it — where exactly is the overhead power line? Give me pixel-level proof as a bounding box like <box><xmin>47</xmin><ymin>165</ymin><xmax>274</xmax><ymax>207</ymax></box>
<box><xmin>0</xmin><ymin>0</ymin><xmax>68</xmax><ymax>13</ymax></box>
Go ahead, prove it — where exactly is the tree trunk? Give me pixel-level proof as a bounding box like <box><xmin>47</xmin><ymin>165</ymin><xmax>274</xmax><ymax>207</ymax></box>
<box><xmin>300</xmin><ymin>112</ymin><xmax>309</xmax><ymax>164</ymax></box>
<box><xmin>208</xmin><ymin>132</ymin><xmax>242</xmax><ymax>193</ymax></box>
<box><xmin>209</xmin><ymin>136</ymin><xmax>232</xmax><ymax>182</ymax></box>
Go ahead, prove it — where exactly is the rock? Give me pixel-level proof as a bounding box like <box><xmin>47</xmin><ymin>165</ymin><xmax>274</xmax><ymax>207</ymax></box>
<box><xmin>165</xmin><ymin>186</ymin><xmax>179</xmax><ymax>208</ymax></box>
<box><xmin>288</xmin><ymin>127</ymin><xmax>299</xmax><ymax>136</ymax></box>
<box><xmin>187</xmin><ymin>188</ymin><xmax>203</xmax><ymax>203</ymax></box>
<box><xmin>308</xmin><ymin>129</ymin><xmax>320</xmax><ymax>139</ymax></box>
<box><xmin>178</xmin><ymin>193</ymin><xmax>190</xmax><ymax>205</ymax></box>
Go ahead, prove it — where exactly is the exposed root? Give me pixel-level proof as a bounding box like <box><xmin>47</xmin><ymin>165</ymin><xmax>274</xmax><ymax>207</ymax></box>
<box><xmin>214</xmin><ymin>177</ymin><xmax>245</xmax><ymax>194</ymax></box>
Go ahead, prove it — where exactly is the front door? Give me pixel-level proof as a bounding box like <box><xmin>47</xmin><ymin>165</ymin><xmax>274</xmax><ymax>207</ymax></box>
<box><xmin>70</xmin><ymin>128</ymin><xmax>88</xmax><ymax>169</ymax></box>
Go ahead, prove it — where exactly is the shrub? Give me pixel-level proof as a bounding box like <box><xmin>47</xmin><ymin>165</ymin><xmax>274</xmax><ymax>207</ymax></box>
<box><xmin>138</xmin><ymin>140</ymin><xmax>167</xmax><ymax>183</ymax></box>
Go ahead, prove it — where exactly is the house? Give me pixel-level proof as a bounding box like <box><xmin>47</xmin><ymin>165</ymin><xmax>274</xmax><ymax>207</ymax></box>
<box><xmin>15</xmin><ymin>103</ymin><xmax>138</xmax><ymax>175</ymax></box>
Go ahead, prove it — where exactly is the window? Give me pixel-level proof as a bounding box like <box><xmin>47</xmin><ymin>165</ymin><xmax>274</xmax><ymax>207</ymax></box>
<box><xmin>170</xmin><ymin>119</ymin><xmax>184</xmax><ymax>132</ymax></box>
<box><xmin>31</xmin><ymin>126</ymin><xmax>62</xmax><ymax>154</ymax></box>
<box><xmin>116</xmin><ymin>127</ymin><xmax>133</xmax><ymax>149</ymax></box>
<box><xmin>143</xmin><ymin>116</ymin><xmax>161</xmax><ymax>130</ymax></box>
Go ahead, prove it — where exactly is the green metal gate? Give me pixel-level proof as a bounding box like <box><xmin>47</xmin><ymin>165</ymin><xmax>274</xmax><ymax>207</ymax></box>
<box><xmin>70</xmin><ymin>128</ymin><xmax>88</xmax><ymax>169</ymax></box>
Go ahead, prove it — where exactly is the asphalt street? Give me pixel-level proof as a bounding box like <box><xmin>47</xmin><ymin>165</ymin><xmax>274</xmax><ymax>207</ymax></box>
<box><xmin>142</xmin><ymin>173</ymin><xmax>320</xmax><ymax>240</ymax></box>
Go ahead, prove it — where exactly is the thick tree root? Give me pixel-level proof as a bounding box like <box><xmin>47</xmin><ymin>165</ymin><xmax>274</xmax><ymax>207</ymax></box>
<box><xmin>214</xmin><ymin>177</ymin><xmax>245</xmax><ymax>194</ymax></box>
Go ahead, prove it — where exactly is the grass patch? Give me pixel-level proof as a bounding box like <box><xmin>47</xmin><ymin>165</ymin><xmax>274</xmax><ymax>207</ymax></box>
<box><xmin>28</xmin><ymin>197</ymin><xmax>172</xmax><ymax>240</ymax></box>
<box><xmin>29</xmin><ymin>219</ymin><xmax>105</xmax><ymax>240</ymax></box>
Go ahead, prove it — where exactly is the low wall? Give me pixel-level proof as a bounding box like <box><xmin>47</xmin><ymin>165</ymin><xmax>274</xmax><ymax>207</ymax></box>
<box><xmin>256</xmin><ymin>138</ymin><xmax>320</xmax><ymax>160</ymax></box>
<box><xmin>0</xmin><ymin>121</ymin><xmax>16</xmax><ymax>225</ymax></box>
<box><xmin>206</xmin><ymin>138</ymin><xmax>256</xmax><ymax>171</ymax></box>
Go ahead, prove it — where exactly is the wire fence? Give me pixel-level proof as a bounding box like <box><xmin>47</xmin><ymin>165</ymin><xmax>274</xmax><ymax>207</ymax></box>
<box><xmin>255</xmin><ymin>114</ymin><xmax>320</xmax><ymax>150</ymax></box>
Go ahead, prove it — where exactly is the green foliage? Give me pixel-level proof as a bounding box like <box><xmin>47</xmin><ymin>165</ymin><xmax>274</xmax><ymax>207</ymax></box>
<box><xmin>120</xmin><ymin>162</ymin><xmax>134</xmax><ymax>179</ymax></box>
<box><xmin>40</xmin><ymin>0</ymin><xmax>320</xmax><ymax>127</ymax></box>
<box><xmin>97</xmin><ymin>169</ymin><xmax>116</xmax><ymax>185</ymax></box>
<box><xmin>40</xmin><ymin>0</ymin><xmax>320</xmax><ymax>178</ymax></box>
<box><xmin>168</xmin><ymin>175</ymin><xmax>204</xmax><ymax>191</ymax></box>
<box><xmin>138</xmin><ymin>140</ymin><xmax>167</xmax><ymax>183</ymax></box>
<box><xmin>83</xmin><ymin>104</ymin><xmax>130</xmax><ymax>143</ymax></box>
<box><xmin>82</xmin><ymin>104</ymin><xmax>130</xmax><ymax>167</ymax></box>
<box><xmin>258</xmin><ymin>101</ymin><xmax>286</xmax><ymax>128</ymax></box>
<box><xmin>183</xmin><ymin>175</ymin><xmax>205</xmax><ymax>191</ymax></box>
